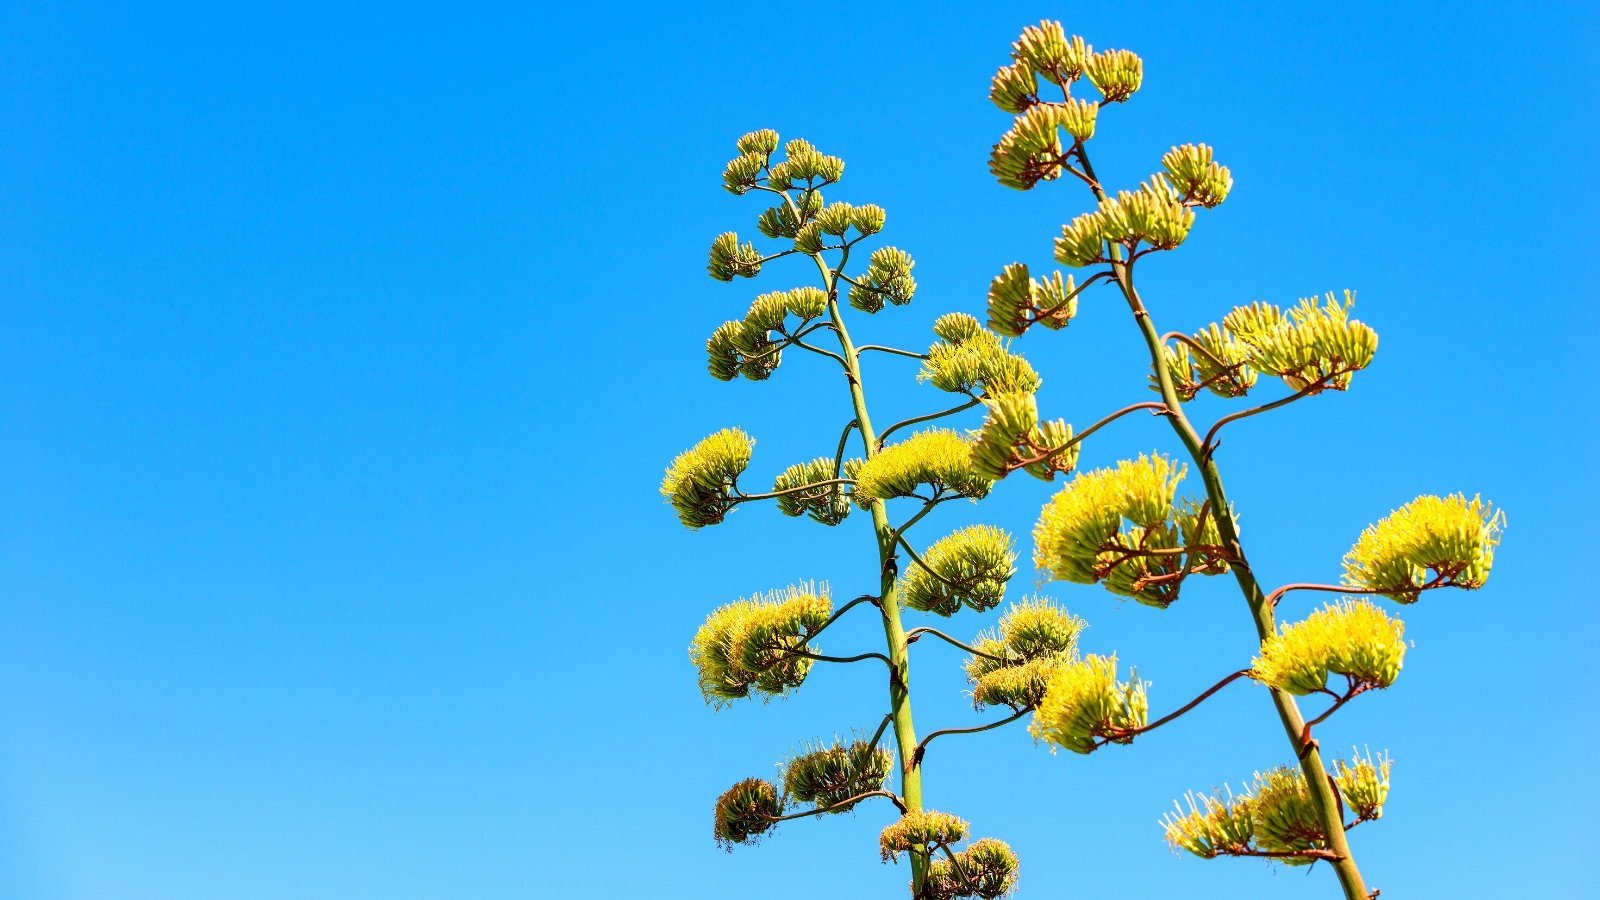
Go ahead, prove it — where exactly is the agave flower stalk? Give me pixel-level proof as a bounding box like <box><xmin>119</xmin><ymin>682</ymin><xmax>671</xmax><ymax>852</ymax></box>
<box><xmin>976</xmin><ymin>20</ymin><xmax>1505</xmax><ymax>899</ymax></box>
<box><xmin>669</xmin><ymin>132</ymin><xmax>1046</xmax><ymax>898</ymax></box>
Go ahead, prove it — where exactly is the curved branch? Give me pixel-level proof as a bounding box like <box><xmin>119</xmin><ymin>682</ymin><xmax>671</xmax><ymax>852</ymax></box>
<box><xmin>787</xmin><ymin>647</ymin><xmax>893</xmax><ymax>668</ymax></box>
<box><xmin>1099</xmin><ymin>670</ymin><xmax>1255</xmax><ymax>744</ymax></box>
<box><xmin>904</xmin><ymin>627</ymin><xmax>1008</xmax><ymax>662</ymax></box>
<box><xmin>891</xmin><ymin>492</ymin><xmax>950</xmax><ymax>541</ymax></box>
<box><xmin>1006</xmin><ymin>401</ymin><xmax>1169</xmax><ymax>474</ymax></box>
<box><xmin>1160</xmin><ymin>331</ymin><xmax>1232</xmax><ymax>374</ymax></box>
<box><xmin>878</xmin><ymin>397</ymin><xmax>982</xmax><ymax>447</ymax></box>
<box><xmin>1025</xmin><ymin>269</ymin><xmax>1115</xmax><ymax>326</ymax></box>
<box><xmin>856</xmin><ymin>344</ymin><xmax>929</xmax><ymax>361</ymax></box>
<box><xmin>1200</xmin><ymin>372</ymin><xmax>1338</xmax><ymax>454</ymax></box>
<box><xmin>794</xmin><ymin>594</ymin><xmax>882</xmax><ymax>650</ymax></box>
<box><xmin>789</xmin><ymin>337</ymin><xmax>849</xmax><ymax>368</ymax></box>
<box><xmin>767</xmin><ymin>788</ymin><xmax>907</xmax><ymax>823</ymax></box>
<box><xmin>895</xmin><ymin>534</ymin><xmax>966</xmax><ymax>594</ymax></box>
<box><xmin>832</xmin><ymin>419</ymin><xmax>859</xmax><ymax>476</ymax></box>
<box><xmin>735</xmin><ymin>478</ymin><xmax>857</xmax><ymax>503</ymax></box>
<box><xmin>913</xmin><ymin>708</ymin><xmax>1031</xmax><ymax>765</ymax></box>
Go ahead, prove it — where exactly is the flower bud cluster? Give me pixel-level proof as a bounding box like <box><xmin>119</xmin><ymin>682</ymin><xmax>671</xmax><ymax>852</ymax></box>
<box><xmin>849</xmin><ymin>246</ymin><xmax>917</xmax><ymax>312</ymax></box>
<box><xmin>924</xmin><ymin>838</ymin><xmax>1020</xmax><ymax>900</ymax></box>
<box><xmin>966</xmin><ymin>597</ymin><xmax>1085</xmax><ymax>711</ymax></box>
<box><xmin>986</xmin><ymin>262</ymin><xmax>1077</xmax><ymax>338</ymax></box>
<box><xmin>919</xmin><ymin>315</ymin><xmax>1041</xmax><ymax>397</ymax></box>
<box><xmin>782</xmin><ymin>737</ymin><xmax>894</xmax><ymax>811</ymax></box>
<box><xmin>899</xmin><ymin>525</ymin><xmax>1017</xmax><ymax>617</ymax></box>
<box><xmin>713</xmin><ymin>778</ymin><xmax>784</xmax><ymax>849</ymax></box>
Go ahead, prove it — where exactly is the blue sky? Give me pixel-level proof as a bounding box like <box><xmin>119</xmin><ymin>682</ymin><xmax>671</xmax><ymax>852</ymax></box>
<box><xmin>2</xmin><ymin>2</ymin><xmax>1595</xmax><ymax>898</ymax></box>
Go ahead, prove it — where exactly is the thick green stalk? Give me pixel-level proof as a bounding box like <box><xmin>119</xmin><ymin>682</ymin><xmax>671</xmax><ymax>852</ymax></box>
<box><xmin>1112</xmin><ymin>263</ymin><xmax>1370</xmax><ymax>900</ymax></box>
<box><xmin>811</xmin><ymin>253</ymin><xmax>929</xmax><ymax>894</ymax></box>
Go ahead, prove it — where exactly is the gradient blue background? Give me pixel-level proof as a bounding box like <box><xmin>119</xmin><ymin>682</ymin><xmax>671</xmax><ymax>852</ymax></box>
<box><xmin>3</xmin><ymin>2</ymin><xmax>1595</xmax><ymax>898</ymax></box>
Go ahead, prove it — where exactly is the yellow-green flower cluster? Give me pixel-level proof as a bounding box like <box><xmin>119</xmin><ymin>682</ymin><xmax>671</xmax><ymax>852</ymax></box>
<box><xmin>768</xmin><ymin>138</ymin><xmax>845</xmax><ymax>188</ymax></box>
<box><xmin>771</xmin><ymin>457</ymin><xmax>853</xmax><ymax>526</ymax></box>
<box><xmin>1163</xmin><ymin>755</ymin><xmax>1394</xmax><ymax>862</ymax></box>
<box><xmin>1254</xmin><ymin>599</ymin><xmax>1407</xmax><ymax>695</ymax></box>
<box><xmin>1034</xmin><ymin>453</ymin><xmax>1203</xmax><ymax>606</ymax></box>
<box><xmin>1162</xmin><ymin>143</ymin><xmax>1233</xmax><ymax>208</ymax></box>
<box><xmin>1342</xmin><ymin>493</ymin><xmax>1504</xmax><ymax>602</ymax></box>
<box><xmin>853</xmin><ymin>429</ymin><xmax>992</xmax><ymax>506</ymax></box>
<box><xmin>1030</xmin><ymin>653</ymin><xmax>1148</xmax><ymax>754</ymax></box>
<box><xmin>1331</xmin><ymin>749</ymin><xmax>1392</xmax><ymax>822</ymax></box>
<box><xmin>1012</xmin><ymin>20</ymin><xmax>1089</xmax><ymax>84</ymax></box>
<box><xmin>900</xmin><ymin>525</ymin><xmax>1017</xmax><ymax>616</ymax></box>
<box><xmin>707</xmin><ymin>232</ymin><xmax>763</xmax><ymax>281</ymax></box>
<box><xmin>965</xmin><ymin>597</ymin><xmax>1085</xmax><ymax>712</ymax></box>
<box><xmin>1085</xmin><ymin>48</ymin><xmax>1143</xmax><ymax>102</ymax></box>
<box><xmin>1222</xmin><ymin>292</ymin><xmax>1378</xmax><ymax>392</ymax></box>
<box><xmin>880</xmin><ymin>810</ymin><xmax>969</xmax><ymax>861</ymax></box>
<box><xmin>688</xmin><ymin>585</ymin><xmax>832</xmax><ymax>706</ymax></box>
<box><xmin>848</xmin><ymin>246</ymin><xmax>917</xmax><ymax>312</ymax></box>
<box><xmin>920</xmin><ymin>313</ymin><xmax>1041</xmax><ymax>397</ymax></box>
<box><xmin>781</xmin><ymin>738</ymin><xmax>894</xmax><ymax>811</ymax></box>
<box><xmin>713</xmin><ymin>777</ymin><xmax>784</xmax><ymax>849</ymax></box>
<box><xmin>1097</xmin><ymin>180</ymin><xmax>1195</xmax><ymax>250</ymax></box>
<box><xmin>970</xmin><ymin>392</ymin><xmax>1078</xmax><ymax>483</ymax></box>
<box><xmin>706</xmin><ymin>287</ymin><xmax>829</xmax><ymax>382</ymax></box>
<box><xmin>1158</xmin><ymin>322</ymin><xmax>1258</xmax><ymax>400</ymax></box>
<box><xmin>924</xmin><ymin>837</ymin><xmax>1020</xmax><ymax>900</ymax></box>
<box><xmin>986</xmin><ymin>262</ymin><xmax>1078</xmax><ymax>338</ymax></box>
<box><xmin>1161</xmin><ymin>786</ymin><xmax>1257</xmax><ymax>860</ymax></box>
<box><xmin>661</xmin><ymin>428</ymin><xmax>755</xmax><ymax>528</ymax></box>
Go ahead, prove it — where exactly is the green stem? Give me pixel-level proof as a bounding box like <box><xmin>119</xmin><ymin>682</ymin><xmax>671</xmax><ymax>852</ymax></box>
<box><xmin>808</xmin><ymin>245</ymin><xmax>929</xmax><ymax>894</ymax></box>
<box><xmin>1113</xmin><ymin>261</ymin><xmax>1370</xmax><ymax>900</ymax></box>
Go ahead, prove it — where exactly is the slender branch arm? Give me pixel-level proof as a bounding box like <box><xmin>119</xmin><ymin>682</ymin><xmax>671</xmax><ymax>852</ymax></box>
<box><xmin>832</xmin><ymin>419</ymin><xmax>859</xmax><ymax>477</ymax></box>
<box><xmin>856</xmin><ymin>344</ymin><xmax>929</xmax><ymax>361</ymax></box>
<box><xmin>867</xmin><ymin>712</ymin><xmax>895</xmax><ymax>751</ymax></box>
<box><xmin>895</xmin><ymin>535</ymin><xmax>966</xmax><ymax>594</ymax></box>
<box><xmin>789</xmin><ymin>337</ymin><xmax>850</xmax><ymax>368</ymax></box>
<box><xmin>912</xmin><ymin>708</ymin><xmax>1031</xmax><ymax>765</ymax></box>
<box><xmin>786</xmin><ymin>647</ymin><xmax>893</xmax><ymax>668</ymax></box>
<box><xmin>892</xmin><ymin>494</ymin><xmax>949</xmax><ymax>542</ymax></box>
<box><xmin>904</xmin><ymin>627</ymin><xmax>1008</xmax><ymax>662</ymax></box>
<box><xmin>1098</xmin><ymin>670</ymin><xmax>1255</xmax><ymax>745</ymax></box>
<box><xmin>767</xmin><ymin>788</ymin><xmax>907</xmax><ymax>823</ymax></box>
<box><xmin>1200</xmin><ymin>373</ymin><xmax>1336</xmax><ymax>454</ymax></box>
<box><xmin>878</xmin><ymin>397</ymin><xmax>982</xmax><ymax>447</ymax></box>
<box><xmin>1159</xmin><ymin>331</ymin><xmax>1233</xmax><ymax>373</ymax></box>
<box><xmin>735</xmin><ymin>478</ymin><xmax>857</xmax><ymax>503</ymax></box>
<box><xmin>1006</xmin><ymin>401</ymin><xmax>1169</xmax><ymax>473</ymax></box>
<box><xmin>794</xmin><ymin>593</ymin><xmax>882</xmax><ymax>650</ymax></box>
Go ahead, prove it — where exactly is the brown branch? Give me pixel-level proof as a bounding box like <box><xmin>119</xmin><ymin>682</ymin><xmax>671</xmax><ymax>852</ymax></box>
<box><xmin>1201</xmin><ymin>372</ymin><xmax>1339</xmax><ymax>455</ymax></box>
<box><xmin>1096</xmin><ymin>670</ymin><xmax>1255</xmax><ymax>745</ymax></box>
<box><xmin>1005</xmin><ymin>401</ymin><xmax>1170</xmax><ymax>474</ymax></box>
<box><xmin>913</xmin><ymin>708</ymin><xmax>1031</xmax><ymax>766</ymax></box>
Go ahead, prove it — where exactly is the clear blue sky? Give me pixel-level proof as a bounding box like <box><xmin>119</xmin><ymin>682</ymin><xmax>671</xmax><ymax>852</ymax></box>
<box><xmin>2</xmin><ymin>2</ymin><xmax>1595</xmax><ymax>898</ymax></box>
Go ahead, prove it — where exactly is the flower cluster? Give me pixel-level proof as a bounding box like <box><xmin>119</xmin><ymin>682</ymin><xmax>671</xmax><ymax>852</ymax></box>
<box><xmin>852</xmin><ymin>429</ymin><xmax>993</xmax><ymax>506</ymax></box>
<box><xmin>899</xmin><ymin>525</ymin><xmax>1017</xmax><ymax>617</ymax></box>
<box><xmin>713</xmin><ymin>778</ymin><xmax>784</xmax><ymax>849</ymax></box>
<box><xmin>706</xmin><ymin>286</ymin><xmax>829</xmax><ymax>382</ymax></box>
<box><xmin>849</xmin><ymin>246</ymin><xmax>918</xmax><ymax>312</ymax></box>
<box><xmin>1254</xmin><ymin>600</ymin><xmax>1407</xmax><ymax>695</ymax></box>
<box><xmin>1029</xmin><ymin>653</ymin><xmax>1148</xmax><ymax>754</ymax></box>
<box><xmin>689</xmin><ymin>585</ymin><xmax>832</xmax><ymax>706</ymax></box>
<box><xmin>782</xmin><ymin>737</ymin><xmax>895</xmax><ymax>811</ymax></box>
<box><xmin>966</xmin><ymin>597</ymin><xmax>1086</xmax><ymax>711</ymax></box>
<box><xmin>924</xmin><ymin>838</ymin><xmax>1021</xmax><ymax>900</ymax></box>
<box><xmin>880</xmin><ymin>810</ymin><xmax>970</xmax><ymax>862</ymax></box>
<box><xmin>1342</xmin><ymin>493</ymin><xmax>1504</xmax><ymax>602</ymax></box>
<box><xmin>660</xmin><ymin>428</ymin><xmax>755</xmax><ymax>528</ymax></box>
<box><xmin>986</xmin><ymin>262</ymin><xmax>1078</xmax><ymax>338</ymax></box>
<box><xmin>771</xmin><ymin>457</ymin><xmax>855</xmax><ymax>526</ymax></box>
<box><xmin>920</xmin><ymin>313</ymin><xmax>1041</xmax><ymax>396</ymax></box>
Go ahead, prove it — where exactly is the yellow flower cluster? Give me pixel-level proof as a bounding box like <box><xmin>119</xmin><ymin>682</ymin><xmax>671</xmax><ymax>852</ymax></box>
<box><xmin>924</xmin><ymin>837</ymin><xmax>1020</xmax><ymax>900</ymax></box>
<box><xmin>848</xmin><ymin>246</ymin><xmax>918</xmax><ymax>311</ymax></box>
<box><xmin>1342</xmin><ymin>493</ymin><xmax>1504</xmax><ymax>602</ymax></box>
<box><xmin>660</xmin><ymin>428</ymin><xmax>755</xmax><ymax>528</ymax></box>
<box><xmin>1033</xmin><ymin>453</ymin><xmax>1188</xmax><ymax>591</ymax></box>
<box><xmin>986</xmin><ymin>262</ymin><xmax>1078</xmax><ymax>338</ymax></box>
<box><xmin>899</xmin><ymin>524</ymin><xmax>1017</xmax><ymax>616</ymax></box>
<box><xmin>853</xmin><ymin>429</ymin><xmax>992</xmax><ymax>506</ymax></box>
<box><xmin>713</xmin><ymin>777</ymin><xmax>784</xmax><ymax>849</ymax></box>
<box><xmin>1161</xmin><ymin>143</ymin><xmax>1233</xmax><ymax>208</ymax></box>
<box><xmin>968</xmin><ymin>392</ymin><xmax>1077</xmax><ymax>484</ymax></box>
<box><xmin>919</xmin><ymin>314</ymin><xmax>1041</xmax><ymax>397</ymax></box>
<box><xmin>770</xmin><ymin>457</ymin><xmax>853</xmax><ymax>526</ymax></box>
<box><xmin>1331</xmin><ymin>749</ymin><xmax>1392</xmax><ymax>822</ymax></box>
<box><xmin>1030</xmin><ymin>653</ymin><xmax>1148</xmax><ymax>754</ymax></box>
<box><xmin>688</xmin><ymin>585</ymin><xmax>832</xmax><ymax>706</ymax></box>
<box><xmin>880</xmin><ymin>810</ymin><xmax>970</xmax><ymax>861</ymax></box>
<box><xmin>781</xmin><ymin>738</ymin><xmax>894</xmax><ymax>811</ymax></box>
<box><xmin>705</xmin><ymin>287</ymin><xmax>829</xmax><ymax>382</ymax></box>
<box><xmin>1254</xmin><ymin>599</ymin><xmax>1407</xmax><ymax>695</ymax></box>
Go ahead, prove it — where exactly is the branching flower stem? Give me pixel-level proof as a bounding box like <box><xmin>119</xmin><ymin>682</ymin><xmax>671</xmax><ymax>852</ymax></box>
<box><xmin>903</xmin><ymin>627</ymin><xmax>1009</xmax><ymax>662</ymax></box>
<box><xmin>765</xmin><ymin>186</ymin><xmax>934</xmax><ymax>893</ymax></box>
<box><xmin>913</xmin><ymin>707</ymin><xmax>1031</xmax><ymax>765</ymax></box>
<box><xmin>766</xmin><ymin>788</ymin><xmax>908</xmax><ymax>823</ymax></box>
<box><xmin>1095</xmin><ymin>669</ymin><xmax>1255</xmax><ymax>746</ymax></box>
<box><xmin>878</xmin><ymin>397</ymin><xmax>982</xmax><ymax>447</ymax></box>
<box><xmin>1071</xmin><ymin>141</ymin><xmax>1374</xmax><ymax>900</ymax></box>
